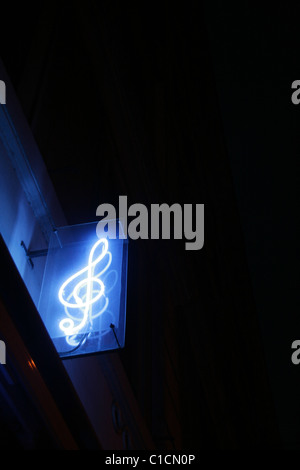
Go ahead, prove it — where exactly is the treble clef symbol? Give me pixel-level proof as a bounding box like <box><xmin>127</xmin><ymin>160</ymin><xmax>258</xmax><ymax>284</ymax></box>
<box><xmin>58</xmin><ymin>238</ymin><xmax>112</xmax><ymax>336</ymax></box>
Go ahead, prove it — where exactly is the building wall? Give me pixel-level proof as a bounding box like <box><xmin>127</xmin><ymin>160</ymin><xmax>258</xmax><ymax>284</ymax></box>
<box><xmin>0</xmin><ymin>59</ymin><xmax>154</xmax><ymax>450</ymax></box>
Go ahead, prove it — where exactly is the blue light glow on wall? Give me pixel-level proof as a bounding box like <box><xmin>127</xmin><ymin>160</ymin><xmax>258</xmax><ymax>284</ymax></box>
<box><xmin>38</xmin><ymin>222</ymin><xmax>128</xmax><ymax>358</ymax></box>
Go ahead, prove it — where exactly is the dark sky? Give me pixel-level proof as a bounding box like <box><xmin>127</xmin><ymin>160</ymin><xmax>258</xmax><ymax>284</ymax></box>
<box><xmin>204</xmin><ymin>1</ymin><xmax>300</xmax><ymax>447</ymax></box>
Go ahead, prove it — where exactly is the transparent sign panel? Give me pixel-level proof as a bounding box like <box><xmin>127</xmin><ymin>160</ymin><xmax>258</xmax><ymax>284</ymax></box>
<box><xmin>38</xmin><ymin>222</ymin><xmax>128</xmax><ymax>358</ymax></box>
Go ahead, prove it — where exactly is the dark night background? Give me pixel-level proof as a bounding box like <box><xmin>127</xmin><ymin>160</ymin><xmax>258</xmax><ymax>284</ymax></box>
<box><xmin>0</xmin><ymin>1</ymin><xmax>299</xmax><ymax>449</ymax></box>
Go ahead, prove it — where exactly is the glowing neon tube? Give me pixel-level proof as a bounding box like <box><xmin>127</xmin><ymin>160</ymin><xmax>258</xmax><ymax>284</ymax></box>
<box><xmin>58</xmin><ymin>238</ymin><xmax>112</xmax><ymax>335</ymax></box>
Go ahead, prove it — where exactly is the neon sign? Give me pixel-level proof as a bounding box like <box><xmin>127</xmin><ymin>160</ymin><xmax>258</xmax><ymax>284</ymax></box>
<box><xmin>58</xmin><ymin>238</ymin><xmax>112</xmax><ymax>336</ymax></box>
<box><xmin>38</xmin><ymin>222</ymin><xmax>128</xmax><ymax>358</ymax></box>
